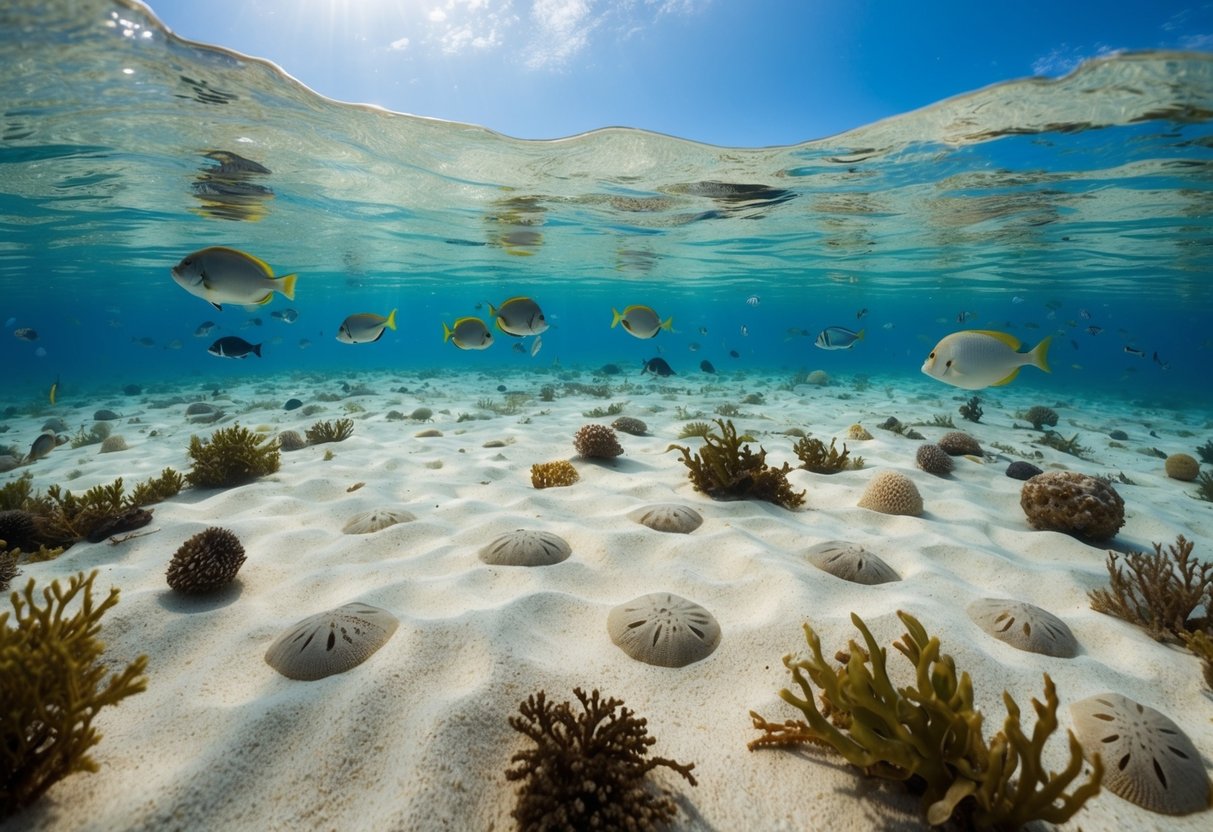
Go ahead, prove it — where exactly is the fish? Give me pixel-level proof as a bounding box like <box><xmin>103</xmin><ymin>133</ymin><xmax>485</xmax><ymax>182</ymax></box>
<box><xmin>1012</xmin><ymin>296</ymin><xmax>1025</xmax><ymax>304</ymax></box>
<box><xmin>746</xmin><ymin>295</ymin><xmax>760</xmax><ymax>306</ymax></box>
<box><xmin>699</xmin><ymin>360</ymin><xmax>716</xmax><ymax>374</ymax></box>
<box><xmin>688</xmin><ymin>342</ymin><xmax>700</xmax><ymax>352</ymax></box>
<box><xmin>1080</xmin><ymin>308</ymin><xmax>1092</xmax><ymax>320</ymax></box>
<box><xmin>194</xmin><ymin>321</ymin><xmax>216</xmax><ymax>337</ymax></box>
<box><xmin>611</xmin><ymin>305</ymin><xmax>672</xmax><ymax>339</ymax></box>
<box><xmin>132</xmin><ymin>336</ymin><xmax>156</xmax><ymax>347</ymax></box>
<box><xmin>856</xmin><ymin>308</ymin><xmax>868</xmax><ymax>319</ymax></box>
<box><xmin>336</xmin><ymin>309</ymin><xmax>397</xmax><ymax>344</ymax></box>
<box><xmin>48</xmin><ymin>379</ymin><xmax>57</xmax><ymax>406</ymax></box>
<box><xmin>956</xmin><ymin>311</ymin><xmax>976</xmax><ymax>323</ymax></box>
<box><xmin>207</xmin><ymin>336</ymin><xmax>262</xmax><ymax>358</ymax></box>
<box><xmin>1153</xmin><ymin>351</ymin><xmax>1171</xmax><ymax>370</ymax></box>
<box><xmin>26</xmin><ymin>432</ymin><xmax>55</xmax><ymax>463</ymax></box>
<box><xmin>240</xmin><ymin>317</ymin><xmax>263</xmax><ymax>329</ymax></box>
<box><xmin>489</xmin><ymin>296</ymin><xmax>548</xmax><ymax>337</ymax></box>
<box><xmin>164</xmin><ymin>339</ymin><xmax>183</xmax><ymax>350</ymax></box>
<box><xmin>739</xmin><ymin>325</ymin><xmax>749</xmax><ymax>337</ymax></box>
<box><xmin>13</xmin><ymin>328</ymin><xmax>37</xmax><ymax>341</ymax></box>
<box><xmin>1070</xmin><ymin>339</ymin><xmax>1079</xmax><ymax>350</ymax></box>
<box><xmin>511</xmin><ymin>342</ymin><xmax>525</xmax><ymax>353</ymax></box>
<box><xmin>882</xmin><ymin>322</ymin><xmax>895</xmax><ymax>330</ymax></box>
<box><xmin>1124</xmin><ymin>346</ymin><xmax>1145</xmax><ymax>358</ymax></box>
<box><xmin>698</xmin><ymin>326</ymin><xmax>708</xmax><ymax>335</ymax></box>
<box><xmin>442</xmin><ymin>316</ymin><xmax>494</xmax><ymax>351</ymax></box>
<box><xmin>170</xmin><ymin>247</ymin><xmax>297</xmax><ymax>311</ymax></box>
<box><xmin>922</xmin><ymin>330</ymin><xmax>1052</xmax><ymax>390</ymax></box>
<box><xmin>641</xmin><ymin>356</ymin><xmax>675</xmax><ymax>377</ymax></box>
<box><xmin>729</xmin><ymin>349</ymin><xmax>740</xmax><ymax>358</ymax></box>
<box><xmin>814</xmin><ymin>326</ymin><xmax>865</xmax><ymax>350</ymax></box>
<box><xmin>1086</xmin><ymin>326</ymin><xmax>1103</xmax><ymax>336</ymax></box>
<box><xmin>785</xmin><ymin>327</ymin><xmax>811</xmax><ymax>339</ymax></box>
<box><xmin>271</xmin><ymin>308</ymin><xmax>299</xmax><ymax>323</ymax></box>
<box><xmin>298</xmin><ymin>338</ymin><xmax>311</xmax><ymax>349</ymax></box>
<box><xmin>530</xmin><ymin>335</ymin><xmax>542</xmax><ymax>357</ymax></box>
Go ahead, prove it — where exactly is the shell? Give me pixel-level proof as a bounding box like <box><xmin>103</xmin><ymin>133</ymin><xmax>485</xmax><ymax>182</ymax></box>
<box><xmin>342</xmin><ymin>508</ymin><xmax>416</xmax><ymax>534</ymax></box>
<box><xmin>629</xmin><ymin>504</ymin><xmax>703</xmax><ymax>534</ymax></box>
<box><xmin>965</xmin><ymin>598</ymin><xmax>1078</xmax><ymax>658</ymax></box>
<box><xmin>607</xmin><ymin>593</ymin><xmax>720</xmax><ymax>668</ymax></box>
<box><xmin>1070</xmin><ymin>693</ymin><xmax>1211</xmax><ymax>815</ymax></box>
<box><xmin>265</xmin><ymin>603</ymin><xmax>399</xmax><ymax>681</ymax></box>
<box><xmin>805</xmin><ymin>541</ymin><xmax>899</xmax><ymax>585</ymax></box>
<box><xmin>479</xmin><ymin>529</ymin><xmax>571</xmax><ymax>566</ymax></box>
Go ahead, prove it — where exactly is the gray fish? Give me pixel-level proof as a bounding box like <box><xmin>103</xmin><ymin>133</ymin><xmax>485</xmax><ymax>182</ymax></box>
<box><xmin>171</xmin><ymin>247</ymin><xmax>297</xmax><ymax>311</ymax></box>
<box><xmin>336</xmin><ymin>309</ymin><xmax>396</xmax><ymax>344</ymax></box>
<box><xmin>13</xmin><ymin>328</ymin><xmax>37</xmax><ymax>342</ymax></box>
<box><xmin>489</xmin><ymin>296</ymin><xmax>548</xmax><ymax>337</ymax></box>
<box><xmin>208</xmin><ymin>336</ymin><xmax>262</xmax><ymax>358</ymax></box>
<box><xmin>27</xmin><ymin>431</ymin><xmax>55</xmax><ymax>462</ymax></box>
<box><xmin>642</xmin><ymin>357</ymin><xmax>675</xmax><ymax>377</ymax></box>
<box><xmin>194</xmin><ymin>321</ymin><xmax>216</xmax><ymax>337</ymax></box>
<box><xmin>814</xmin><ymin>326</ymin><xmax>865</xmax><ymax>350</ymax></box>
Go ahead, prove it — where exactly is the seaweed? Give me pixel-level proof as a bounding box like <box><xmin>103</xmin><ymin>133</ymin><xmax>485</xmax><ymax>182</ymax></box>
<box><xmin>1024</xmin><ymin>406</ymin><xmax>1059</xmax><ymax>431</ymax></box>
<box><xmin>929</xmin><ymin>413</ymin><xmax>956</xmax><ymax>428</ymax></box>
<box><xmin>1036</xmin><ymin>431</ymin><xmax>1090</xmax><ymax>459</ymax></box>
<box><xmin>186</xmin><ymin>424</ymin><xmax>281</xmax><ymax>488</ymax></box>
<box><xmin>677</xmin><ymin>421</ymin><xmax>713</xmax><ymax>439</ymax></box>
<box><xmin>748</xmin><ymin>611</ymin><xmax>1101</xmax><ymax>830</ymax></box>
<box><xmin>667</xmin><ymin>419</ymin><xmax>805</xmax><ymax>509</ymax></box>
<box><xmin>583</xmin><ymin>401</ymin><xmax>627</xmax><ymax>418</ymax></box>
<box><xmin>1197</xmin><ymin>439</ymin><xmax>1213</xmax><ymax>465</ymax></box>
<box><xmin>304</xmin><ymin>418</ymin><xmax>354</xmax><ymax>445</ymax></box>
<box><xmin>1088</xmin><ymin>535</ymin><xmax>1212</xmax><ymax>642</ymax></box>
<box><xmin>506</xmin><ymin>688</ymin><xmax>696</xmax><ymax>832</ymax></box>
<box><xmin>1194</xmin><ymin>471</ymin><xmax>1213</xmax><ymax>503</ymax></box>
<box><xmin>791</xmin><ymin>436</ymin><xmax>854</xmax><ymax>474</ymax></box>
<box><xmin>1</xmin><ymin>571</ymin><xmax>148</xmax><ymax>817</ymax></box>
<box><xmin>959</xmin><ymin>396</ymin><xmax>983</xmax><ymax>423</ymax></box>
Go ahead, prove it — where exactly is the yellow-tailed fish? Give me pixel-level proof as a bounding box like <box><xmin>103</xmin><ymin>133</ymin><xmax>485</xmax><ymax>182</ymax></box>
<box><xmin>922</xmin><ymin>330</ymin><xmax>1051</xmax><ymax>390</ymax></box>
<box><xmin>171</xmin><ymin>247</ymin><xmax>297</xmax><ymax>311</ymax></box>
<box><xmin>337</xmin><ymin>309</ymin><xmax>396</xmax><ymax>344</ymax></box>
<box><xmin>48</xmin><ymin>379</ymin><xmax>57</xmax><ymax>406</ymax></box>
<box><xmin>611</xmin><ymin>305</ymin><xmax>672</xmax><ymax>339</ymax></box>
<box><xmin>488</xmin><ymin>296</ymin><xmax>548</xmax><ymax>336</ymax></box>
<box><xmin>442</xmin><ymin>316</ymin><xmax>493</xmax><ymax>350</ymax></box>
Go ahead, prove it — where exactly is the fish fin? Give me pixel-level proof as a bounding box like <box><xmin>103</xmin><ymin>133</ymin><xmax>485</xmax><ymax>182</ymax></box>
<box><xmin>1030</xmin><ymin>335</ymin><xmax>1053</xmax><ymax>373</ymax></box>
<box><xmin>992</xmin><ymin>367</ymin><xmax>1021</xmax><ymax>386</ymax></box>
<box><xmin>661</xmin><ymin>317</ymin><xmax>674</xmax><ymax>332</ymax></box>
<box><xmin>971</xmin><ymin>329</ymin><xmax>1022</xmax><ymax>349</ymax></box>
<box><xmin>611</xmin><ymin>308</ymin><xmax>622</xmax><ymax>328</ymax></box>
<box><xmin>385</xmin><ymin>309</ymin><xmax>397</xmax><ymax>331</ymax></box>
<box><xmin>373</xmin><ymin>328</ymin><xmax>385</xmax><ymax>342</ymax></box>
<box><xmin>210</xmin><ymin>302</ymin><xmax>223</xmax><ymax>311</ymax></box>
<box><xmin>442</xmin><ymin>322</ymin><xmax>453</xmax><ymax>343</ymax></box>
<box><xmin>856</xmin><ymin>328</ymin><xmax>866</xmax><ymax>340</ymax></box>
<box><xmin>224</xmin><ymin>248</ymin><xmax>274</xmax><ymax>276</ymax></box>
<box><xmin>252</xmin><ymin>343</ymin><xmax>263</xmax><ymax>358</ymax></box>
<box><xmin>277</xmin><ymin>273</ymin><xmax>298</xmax><ymax>300</ymax></box>
<box><xmin>256</xmin><ymin>293</ymin><xmax>274</xmax><ymax>306</ymax></box>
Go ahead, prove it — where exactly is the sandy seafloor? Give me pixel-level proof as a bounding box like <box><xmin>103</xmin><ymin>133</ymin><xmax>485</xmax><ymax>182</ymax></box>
<box><xmin>2</xmin><ymin>366</ymin><xmax>1211</xmax><ymax>832</ymax></box>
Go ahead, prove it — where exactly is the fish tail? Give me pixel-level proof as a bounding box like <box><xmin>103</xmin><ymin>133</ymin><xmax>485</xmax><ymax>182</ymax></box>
<box><xmin>611</xmin><ymin>308</ymin><xmax>622</xmax><ymax>328</ymax></box>
<box><xmin>442</xmin><ymin>322</ymin><xmax>453</xmax><ymax>343</ymax></box>
<box><xmin>385</xmin><ymin>309</ymin><xmax>398</xmax><ymax>331</ymax></box>
<box><xmin>252</xmin><ymin>343</ymin><xmax>263</xmax><ymax>358</ymax></box>
<box><xmin>1030</xmin><ymin>335</ymin><xmax>1053</xmax><ymax>373</ymax></box>
<box><xmin>278</xmin><ymin>273</ymin><xmax>298</xmax><ymax>300</ymax></box>
<box><xmin>661</xmin><ymin>317</ymin><xmax>674</xmax><ymax>332</ymax></box>
<box><xmin>856</xmin><ymin>328</ymin><xmax>866</xmax><ymax>340</ymax></box>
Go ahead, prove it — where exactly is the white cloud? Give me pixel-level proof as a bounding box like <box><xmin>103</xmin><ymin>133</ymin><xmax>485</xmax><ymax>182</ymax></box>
<box><xmin>1180</xmin><ymin>32</ymin><xmax>1213</xmax><ymax>49</ymax></box>
<box><xmin>428</xmin><ymin>8</ymin><xmax>448</xmax><ymax>23</ymax></box>
<box><xmin>1031</xmin><ymin>43</ymin><xmax>1121</xmax><ymax>77</ymax></box>
<box><xmin>389</xmin><ymin>36</ymin><xmax>410</xmax><ymax>51</ymax></box>
<box><xmin>524</xmin><ymin>0</ymin><xmax>594</xmax><ymax>69</ymax></box>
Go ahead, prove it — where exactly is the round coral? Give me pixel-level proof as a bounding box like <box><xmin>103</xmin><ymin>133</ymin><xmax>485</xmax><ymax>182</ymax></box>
<box><xmin>277</xmin><ymin>430</ymin><xmax>307</xmax><ymax>451</ymax></box>
<box><xmin>937</xmin><ymin>431</ymin><xmax>983</xmax><ymax>456</ymax></box>
<box><xmin>915</xmin><ymin>444</ymin><xmax>954</xmax><ymax>477</ymax></box>
<box><xmin>857</xmin><ymin>471</ymin><xmax>924</xmax><ymax>516</ymax></box>
<box><xmin>611</xmin><ymin>416</ymin><xmax>647</xmax><ymax>436</ymax></box>
<box><xmin>1025</xmin><ymin>406</ymin><xmax>1059</xmax><ymax>430</ymax></box>
<box><xmin>573</xmin><ymin>424</ymin><xmax>623</xmax><ymax>459</ymax></box>
<box><xmin>0</xmin><ymin>509</ymin><xmax>39</xmax><ymax>552</ymax></box>
<box><xmin>1019</xmin><ymin>471</ymin><xmax>1124</xmax><ymax>542</ymax></box>
<box><xmin>847</xmin><ymin>424</ymin><xmax>873</xmax><ymax>441</ymax></box>
<box><xmin>1164</xmin><ymin>453</ymin><xmax>1199</xmax><ymax>482</ymax></box>
<box><xmin>166</xmin><ymin>527</ymin><xmax>246</xmax><ymax>593</ymax></box>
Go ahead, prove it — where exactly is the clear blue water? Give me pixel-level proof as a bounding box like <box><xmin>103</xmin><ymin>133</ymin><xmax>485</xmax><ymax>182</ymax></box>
<box><xmin>2</xmin><ymin>0</ymin><xmax>1212</xmax><ymax>411</ymax></box>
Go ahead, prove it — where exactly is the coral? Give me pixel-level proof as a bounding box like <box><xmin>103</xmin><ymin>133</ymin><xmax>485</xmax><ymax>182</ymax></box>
<box><xmin>915</xmin><ymin>444</ymin><xmax>954</xmax><ymax>477</ymax></box>
<box><xmin>959</xmin><ymin>396</ymin><xmax>983</xmax><ymax>423</ymax></box>
<box><xmin>506</xmin><ymin>688</ymin><xmax>697</xmax><ymax>832</ymax></box>
<box><xmin>1164</xmin><ymin>453</ymin><xmax>1199</xmax><ymax>481</ymax></box>
<box><xmin>0</xmin><ymin>571</ymin><xmax>148</xmax><ymax>817</ymax></box>
<box><xmin>1024</xmin><ymin>406</ymin><xmax>1059</xmax><ymax>430</ymax></box>
<box><xmin>410</xmin><ymin>407</ymin><xmax>433</xmax><ymax>421</ymax></box>
<box><xmin>69</xmin><ymin>423</ymin><xmax>111</xmax><ymax>449</ymax></box>
<box><xmin>277</xmin><ymin>430</ymin><xmax>307</xmax><ymax>451</ymax></box>
<box><xmin>1197</xmin><ymin>439</ymin><xmax>1213</xmax><ymax>465</ymax></box>
<box><xmin>530</xmin><ymin>460</ymin><xmax>579</xmax><ymax>489</ymax></box>
<box><xmin>0</xmin><ymin>551</ymin><xmax>17</xmax><ymax>592</ymax></box>
<box><xmin>98</xmin><ymin>435</ymin><xmax>128</xmax><ymax>453</ymax></box>
<box><xmin>937</xmin><ymin>431</ymin><xmax>983</xmax><ymax>456</ymax></box>
<box><xmin>1196</xmin><ymin>471</ymin><xmax>1213</xmax><ymax>503</ymax></box>
<box><xmin>930</xmin><ymin>414</ymin><xmax>956</xmax><ymax>428</ymax></box>
<box><xmin>186</xmin><ymin>424</ymin><xmax>280</xmax><ymax>489</ymax></box>
<box><xmin>667</xmin><ymin>419</ymin><xmax>805</xmax><ymax>509</ymax></box>
<box><xmin>677</xmin><ymin>421</ymin><xmax>713</xmax><ymax>439</ymax></box>
<box><xmin>846</xmin><ymin>424</ymin><xmax>873</xmax><ymax>441</ymax></box>
<box><xmin>612</xmin><ymin>416</ymin><xmax>648</xmax><ymax>436</ymax></box>
<box><xmin>573</xmin><ymin>424</ymin><xmax>624</xmax><ymax>459</ymax></box>
<box><xmin>748</xmin><ymin>611</ymin><xmax>1101</xmax><ymax>830</ymax></box>
<box><xmin>1088</xmin><ymin>535</ymin><xmax>1212</xmax><ymax>642</ymax></box>
<box><xmin>1179</xmin><ymin>630</ymin><xmax>1213</xmax><ymax>690</ymax></box>
<box><xmin>792</xmin><ymin>436</ymin><xmax>852</xmax><ymax>474</ymax></box>
<box><xmin>1020</xmin><ymin>471</ymin><xmax>1124</xmax><ymax>542</ymax></box>
<box><xmin>126</xmin><ymin>468</ymin><xmax>185</xmax><ymax>508</ymax></box>
<box><xmin>1037</xmin><ymin>432</ymin><xmax>1090</xmax><ymax>459</ymax></box>
<box><xmin>305</xmin><ymin>418</ymin><xmax>354</xmax><ymax>445</ymax></box>
<box><xmin>857</xmin><ymin>470</ymin><xmax>923</xmax><ymax>516</ymax></box>
<box><xmin>0</xmin><ymin>510</ymin><xmax>38</xmax><ymax>553</ymax></box>
<box><xmin>1005</xmin><ymin>461</ymin><xmax>1043</xmax><ymax>481</ymax></box>
<box><xmin>166</xmin><ymin>527</ymin><xmax>247</xmax><ymax>593</ymax></box>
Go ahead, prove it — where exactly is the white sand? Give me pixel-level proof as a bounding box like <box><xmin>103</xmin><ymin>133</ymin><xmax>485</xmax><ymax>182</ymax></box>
<box><xmin>2</xmin><ymin>368</ymin><xmax>1211</xmax><ymax>831</ymax></box>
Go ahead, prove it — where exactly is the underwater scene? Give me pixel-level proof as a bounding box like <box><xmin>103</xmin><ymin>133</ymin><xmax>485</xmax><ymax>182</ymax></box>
<box><xmin>2</xmin><ymin>1</ymin><xmax>1213</xmax><ymax>830</ymax></box>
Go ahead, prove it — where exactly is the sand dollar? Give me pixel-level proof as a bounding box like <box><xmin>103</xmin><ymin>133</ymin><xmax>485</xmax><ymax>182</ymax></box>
<box><xmin>265</xmin><ymin>603</ymin><xmax>398</xmax><ymax>681</ymax></box>
<box><xmin>966</xmin><ymin>598</ymin><xmax>1078</xmax><ymax>658</ymax></box>
<box><xmin>607</xmin><ymin>593</ymin><xmax>720</xmax><ymax>668</ymax></box>
<box><xmin>629</xmin><ymin>504</ymin><xmax>703</xmax><ymax>534</ymax></box>
<box><xmin>479</xmin><ymin>529</ymin><xmax>571</xmax><ymax>566</ymax></box>
<box><xmin>805</xmin><ymin>541</ymin><xmax>899</xmax><ymax>585</ymax></box>
<box><xmin>342</xmin><ymin>508</ymin><xmax>416</xmax><ymax>534</ymax></box>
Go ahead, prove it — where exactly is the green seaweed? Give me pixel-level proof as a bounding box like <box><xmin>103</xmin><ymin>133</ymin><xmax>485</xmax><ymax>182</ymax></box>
<box><xmin>749</xmin><ymin>611</ymin><xmax>1101</xmax><ymax>830</ymax></box>
<box><xmin>791</xmin><ymin>436</ymin><xmax>854</xmax><ymax>474</ymax></box>
<box><xmin>667</xmin><ymin>419</ymin><xmax>805</xmax><ymax>509</ymax></box>
<box><xmin>1</xmin><ymin>571</ymin><xmax>148</xmax><ymax>817</ymax></box>
<box><xmin>186</xmin><ymin>424</ymin><xmax>281</xmax><ymax>488</ymax></box>
<box><xmin>304</xmin><ymin>418</ymin><xmax>354</xmax><ymax>445</ymax></box>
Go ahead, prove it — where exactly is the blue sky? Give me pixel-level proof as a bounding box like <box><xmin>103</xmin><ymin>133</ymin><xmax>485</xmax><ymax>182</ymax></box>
<box><xmin>145</xmin><ymin>0</ymin><xmax>1211</xmax><ymax>147</ymax></box>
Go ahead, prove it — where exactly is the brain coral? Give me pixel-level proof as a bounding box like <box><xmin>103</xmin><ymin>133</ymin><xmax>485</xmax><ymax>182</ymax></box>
<box><xmin>611</xmin><ymin>416</ymin><xmax>648</xmax><ymax>436</ymax></box>
<box><xmin>1164</xmin><ymin>453</ymin><xmax>1199</xmax><ymax>482</ymax></box>
<box><xmin>915</xmin><ymin>444</ymin><xmax>954</xmax><ymax>476</ymax></box>
<box><xmin>1019</xmin><ymin>471</ymin><xmax>1124</xmax><ymax>542</ymax></box>
<box><xmin>166</xmin><ymin>527</ymin><xmax>247</xmax><ymax>593</ymax></box>
<box><xmin>857</xmin><ymin>471</ymin><xmax>924</xmax><ymax>516</ymax></box>
<box><xmin>573</xmin><ymin>424</ymin><xmax>624</xmax><ymax>459</ymax></box>
<box><xmin>937</xmin><ymin>431</ymin><xmax>983</xmax><ymax>456</ymax></box>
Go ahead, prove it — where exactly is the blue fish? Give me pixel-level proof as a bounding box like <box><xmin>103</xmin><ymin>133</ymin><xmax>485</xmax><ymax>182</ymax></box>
<box><xmin>814</xmin><ymin>326</ymin><xmax>865</xmax><ymax>350</ymax></box>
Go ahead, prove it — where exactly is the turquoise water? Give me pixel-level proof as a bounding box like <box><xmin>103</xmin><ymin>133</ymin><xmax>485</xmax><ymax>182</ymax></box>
<box><xmin>2</xmin><ymin>0</ymin><xmax>1212</xmax><ymax>409</ymax></box>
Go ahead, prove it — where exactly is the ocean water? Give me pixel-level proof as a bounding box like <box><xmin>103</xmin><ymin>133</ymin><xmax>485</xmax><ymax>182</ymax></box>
<box><xmin>2</xmin><ymin>0</ymin><xmax>1212</xmax><ymax>411</ymax></box>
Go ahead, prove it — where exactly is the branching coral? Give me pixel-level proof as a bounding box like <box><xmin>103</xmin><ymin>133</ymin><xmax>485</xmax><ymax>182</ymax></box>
<box><xmin>677</xmin><ymin>421</ymin><xmax>713</xmax><ymax>439</ymax></box>
<box><xmin>1179</xmin><ymin>630</ymin><xmax>1213</xmax><ymax>690</ymax></box>
<box><xmin>748</xmin><ymin>611</ymin><xmax>1101</xmax><ymax>830</ymax></box>
<box><xmin>1194</xmin><ymin>471</ymin><xmax>1213</xmax><ymax>503</ymax></box>
<box><xmin>1024</xmin><ymin>406</ymin><xmax>1059</xmax><ymax>431</ymax></box>
<box><xmin>792</xmin><ymin>436</ymin><xmax>853</xmax><ymax>474</ymax></box>
<box><xmin>667</xmin><ymin>419</ymin><xmax>805</xmax><ymax>509</ymax></box>
<box><xmin>1</xmin><ymin>571</ymin><xmax>148</xmax><ymax>818</ymax></box>
<box><xmin>530</xmin><ymin>460</ymin><xmax>579</xmax><ymax>489</ymax></box>
<box><xmin>1197</xmin><ymin>439</ymin><xmax>1213</xmax><ymax>465</ymax></box>
<box><xmin>1088</xmin><ymin>535</ymin><xmax>1212</xmax><ymax>642</ymax></box>
<box><xmin>506</xmin><ymin>687</ymin><xmax>697</xmax><ymax>832</ymax></box>
<box><xmin>959</xmin><ymin>396</ymin><xmax>983</xmax><ymax>423</ymax></box>
<box><xmin>305</xmin><ymin>418</ymin><xmax>354</xmax><ymax>445</ymax></box>
<box><xmin>186</xmin><ymin>424</ymin><xmax>280</xmax><ymax>488</ymax></box>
